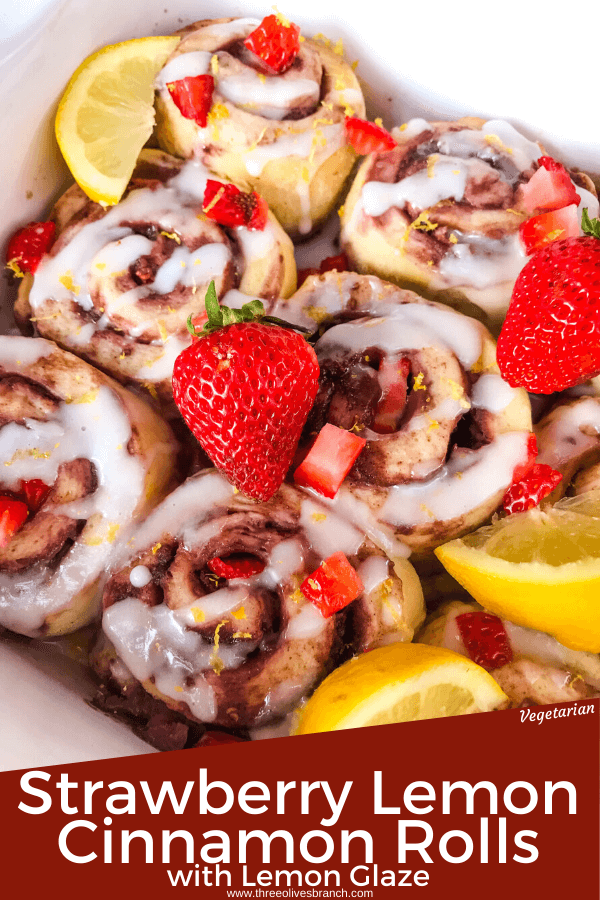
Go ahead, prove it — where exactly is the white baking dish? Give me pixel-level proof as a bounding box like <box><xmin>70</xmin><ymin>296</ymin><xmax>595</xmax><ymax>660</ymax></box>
<box><xmin>0</xmin><ymin>0</ymin><xmax>597</xmax><ymax>770</ymax></box>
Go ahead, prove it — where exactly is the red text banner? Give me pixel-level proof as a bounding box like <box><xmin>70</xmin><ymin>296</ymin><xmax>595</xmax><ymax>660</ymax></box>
<box><xmin>1</xmin><ymin>700</ymin><xmax>598</xmax><ymax>898</ymax></box>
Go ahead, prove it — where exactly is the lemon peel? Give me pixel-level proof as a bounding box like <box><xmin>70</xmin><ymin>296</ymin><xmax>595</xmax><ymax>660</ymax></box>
<box><xmin>294</xmin><ymin>644</ymin><xmax>507</xmax><ymax>734</ymax></box>
<box><xmin>55</xmin><ymin>36</ymin><xmax>180</xmax><ymax>205</ymax></box>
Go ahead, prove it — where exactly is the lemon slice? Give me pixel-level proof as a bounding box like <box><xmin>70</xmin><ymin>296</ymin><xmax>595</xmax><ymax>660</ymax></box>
<box><xmin>55</xmin><ymin>36</ymin><xmax>180</xmax><ymax>205</ymax></box>
<box><xmin>435</xmin><ymin>490</ymin><xmax>600</xmax><ymax>653</ymax></box>
<box><xmin>294</xmin><ymin>643</ymin><xmax>507</xmax><ymax>734</ymax></box>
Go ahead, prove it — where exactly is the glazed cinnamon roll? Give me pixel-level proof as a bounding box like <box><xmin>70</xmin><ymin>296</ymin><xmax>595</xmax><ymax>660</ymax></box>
<box><xmin>14</xmin><ymin>149</ymin><xmax>296</xmax><ymax>410</ymax></box>
<box><xmin>419</xmin><ymin>600</ymin><xmax>600</xmax><ymax>706</ymax></box>
<box><xmin>0</xmin><ymin>336</ymin><xmax>178</xmax><ymax>638</ymax></box>
<box><xmin>93</xmin><ymin>469</ymin><xmax>424</xmax><ymax>730</ymax></box>
<box><xmin>535</xmin><ymin>395</ymin><xmax>600</xmax><ymax>498</ymax></box>
<box><xmin>276</xmin><ymin>272</ymin><xmax>532</xmax><ymax>556</ymax></box>
<box><xmin>154</xmin><ymin>17</ymin><xmax>365</xmax><ymax>239</ymax></box>
<box><xmin>340</xmin><ymin>117</ymin><xmax>598</xmax><ymax>329</ymax></box>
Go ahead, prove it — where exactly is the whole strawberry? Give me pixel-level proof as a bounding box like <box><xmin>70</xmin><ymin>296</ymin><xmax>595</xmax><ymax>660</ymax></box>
<box><xmin>172</xmin><ymin>282</ymin><xmax>319</xmax><ymax>501</ymax></box>
<box><xmin>497</xmin><ymin>210</ymin><xmax>600</xmax><ymax>393</ymax></box>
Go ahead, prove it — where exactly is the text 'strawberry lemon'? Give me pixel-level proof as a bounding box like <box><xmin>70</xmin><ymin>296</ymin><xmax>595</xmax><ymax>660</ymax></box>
<box><xmin>293</xmin><ymin>643</ymin><xmax>507</xmax><ymax>734</ymax></box>
<box><xmin>55</xmin><ymin>36</ymin><xmax>180</xmax><ymax>205</ymax></box>
<box><xmin>435</xmin><ymin>490</ymin><xmax>600</xmax><ymax>653</ymax></box>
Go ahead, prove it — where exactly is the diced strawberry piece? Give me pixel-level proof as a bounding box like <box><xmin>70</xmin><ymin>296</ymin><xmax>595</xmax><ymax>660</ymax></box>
<box><xmin>319</xmin><ymin>252</ymin><xmax>348</xmax><ymax>274</ymax></box>
<box><xmin>243</xmin><ymin>14</ymin><xmax>301</xmax><ymax>74</ymax></box>
<box><xmin>300</xmin><ymin>551</ymin><xmax>364</xmax><ymax>617</ymax></box>
<box><xmin>297</xmin><ymin>253</ymin><xmax>350</xmax><ymax>288</ymax></box>
<box><xmin>195</xmin><ymin>731</ymin><xmax>245</xmax><ymax>748</ymax></box>
<box><xmin>456</xmin><ymin>611</ymin><xmax>513</xmax><ymax>670</ymax></box>
<box><xmin>203</xmin><ymin>180</ymin><xmax>269</xmax><ymax>231</ymax></box>
<box><xmin>207</xmin><ymin>555</ymin><xmax>265</xmax><ymax>579</ymax></box>
<box><xmin>519</xmin><ymin>205</ymin><xmax>580</xmax><ymax>255</ymax></box>
<box><xmin>166</xmin><ymin>74</ymin><xmax>214</xmax><ymax>127</ymax></box>
<box><xmin>6</xmin><ymin>221</ymin><xmax>55</xmax><ymax>276</ymax></box>
<box><xmin>344</xmin><ymin>117</ymin><xmax>396</xmax><ymax>155</ymax></box>
<box><xmin>20</xmin><ymin>479</ymin><xmax>50</xmax><ymax>511</ymax></box>
<box><xmin>296</xmin><ymin>267</ymin><xmax>320</xmax><ymax>288</ymax></box>
<box><xmin>0</xmin><ymin>497</ymin><xmax>29</xmax><ymax>548</ymax></box>
<box><xmin>189</xmin><ymin>309</ymin><xmax>209</xmax><ymax>339</ymax></box>
<box><xmin>502</xmin><ymin>463</ymin><xmax>563</xmax><ymax>515</ymax></box>
<box><xmin>521</xmin><ymin>156</ymin><xmax>580</xmax><ymax>214</ymax></box>
<box><xmin>372</xmin><ymin>356</ymin><xmax>411</xmax><ymax>434</ymax></box>
<box><xmin>294</xmin><ymin>423</ymin><xmax>366</xmax><ymax>499</ymax></box>
<box><xmin>510</xmin><ymin>433</ymin><xmax>538</xmax><ymax>484</ymax></box>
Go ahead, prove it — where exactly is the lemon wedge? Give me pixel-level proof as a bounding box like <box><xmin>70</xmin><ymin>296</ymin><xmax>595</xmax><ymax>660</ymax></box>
<box><xmin>55</xmin><ymin>36</ymin><xmax>180</xmax><ymax>205</ymax></box>
<box><xmin>294</xmin><ymin>643</ymin><xmax>507</xmax><ymax>734</ymax></box>
<box><xmin>435</xmin><ymin>490</ymin><xmax>600</xmax><ymax>653</ymax></box>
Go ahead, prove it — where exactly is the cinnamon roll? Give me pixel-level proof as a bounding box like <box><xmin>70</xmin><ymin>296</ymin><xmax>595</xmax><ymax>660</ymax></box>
<box><xmin>340</xmin><ymin>117</ymin><xmax>598</xmax><ymax>329</ymax></box>
<box><xmin>154</xmin><ymin>17</ymin><xmax>365</xmax><ymax>239</ymax></box>
<box><xmin>419</xmin><ymin>600</ymin><xmax>600</xmax><ymax>706</ymax></box>
<box><xmin>94</xmin><ymin>469</ymin><xmax>424</xmax><ymax>730</ymax></box>
<box><xmin>535</xmin><ymin>395</ymin><xmax>600</xmax><ymax>498</ymax></box>
<box><xmin>276</xmin><ymin>272</ymin><xmax>532</xmax><ymax>555</ymax></box>
<box><xmin>14</xmin><ymin>149</ymin><xmax>296</xmax><ymax>410</ymax></box>
<box><xmin>0</xmin><ymin>335</ymin><xmax>178</xmax><ymax>638</ymax></box>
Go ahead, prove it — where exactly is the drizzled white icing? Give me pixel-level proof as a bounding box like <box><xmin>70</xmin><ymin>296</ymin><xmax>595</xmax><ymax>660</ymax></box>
<box><xmin>130</xmin><ymin>566</ymin><xmax>152</xmax><ymax>588</ymax></box>
<box><xmin>155</xmin><ymin>51</ymin><xmax>212</xmax><ymax>89</ymax></box>
<box><xmin>317</xmin><ymin>305</ymin><xmax>485</xmax><ymax>369</ymax></box>
<box><xmin>0</xmin><ymin>349</ymin><xmax>147</xmax><ymax>635</ymax></box>
<box><xmin>471</xmin><ymin>373</ymin><xmax>517</xmax><ymax>413</ymax></box>
<box><xmin>537</xmin><ymin>398</ymin><xmax>600</xmax><ymax>471</ymax></box>
<box><xmin>379</xmin><ymin>432</ymin><xmax>531</xmax><ymax>527</ymax></box>
<box><xmin>362</xmin><ymin>156</ymin><xmax>476</xmax><ymax>218</ymax></box>
<box><xmin>0</xmin><ymin>335</ymin><xmax>54</xmax><ymax>368</ymax></box>
<box><xmin>439</xmin><ymin>232</ymin><xmax>527</xmax><ymax>290</ymax></box>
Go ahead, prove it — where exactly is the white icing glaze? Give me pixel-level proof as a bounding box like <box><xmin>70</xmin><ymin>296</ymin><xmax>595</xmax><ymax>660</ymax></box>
<box><xmin>129</xmin><ymin>565</ymin><xmax>152</xmax><ymax>588</ymax></box>
<box><xmin>155</xmin><ymin>51</ymin><xmax>212</xmax><ymax>90</ymax></box>
<box><xmin>438</xmin><ymin>602</ymin><xmax>600</xmax><ymax>689</ymax></box>
<box><xmin>217</xmin><ymin>73</ymin><xmax>319</xmax><ymax>120</ymax></box>
<box><xmin>0</xmin><ymin>335</ymin><xmax>55</xmax><ymax>368</ymax></box>
<box><xmin>361</xmin><ymin>155</ymin><xmax>476</xmax><ymax>217</ymax></box>
<box><xmin>284</xmin><ymin>602</ymin><xmax>327</xmax><ymax>640</ymax></box>
<box><xmin>299</xmin><ymin>498</ymin><xmax>364</xmax><ymax>558</ymax></box>
<box><xmin>353</xmin><ymin>118</ymin><xmax>589</xmax><ymax>297</ymax></box>
<box><xmin>439</xmin><ymin>232</ymin><xmax>527</xmax><ymax>290</ymax></box>
<box><xmin>471</xmin><ymin>373</ymin><xmax>518</xmax><ymax>413</ymax></box>
<box><xmin>260</xmin><ymin>538</ymin><xmax>304</xmax><ymax>590</ymax></box>
<box><xmin>380</xmin><ymin>431</ymin><xmax>531</xmax><ymax>527</ymax></box>
<box><xmin>317</xmin><ymin>306</ymin><xmax>484</xmax><ymax>369</ymax></box>
<box><xmin>357</xmin><ymin>555</ymin><xmax>390</xmax><ymax>594</ymax></box>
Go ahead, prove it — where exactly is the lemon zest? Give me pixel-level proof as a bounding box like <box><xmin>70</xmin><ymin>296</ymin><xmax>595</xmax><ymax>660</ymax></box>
<box><xmin>210</xmin><ymin>621</ymin><xmax>227</xmax><ymax>675</ymax></box>
<box><xmin>59</xmin><ymin>271</ymin><xmax>80</xmax><ymax>295</ymax></box>
<box><xmin>66</xmin><ymin>389</ymin><xmax>98</xmax><ymax>405</ymax></box>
